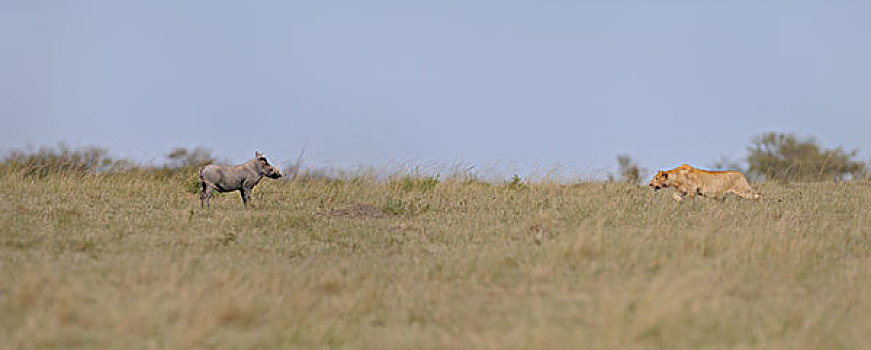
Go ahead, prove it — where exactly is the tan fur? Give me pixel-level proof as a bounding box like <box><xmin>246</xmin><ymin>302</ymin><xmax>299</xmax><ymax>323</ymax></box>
<box><xmin>649</xmin><ymin>164</ymin><xmax>760</xmax><ymax>201</ymax></box>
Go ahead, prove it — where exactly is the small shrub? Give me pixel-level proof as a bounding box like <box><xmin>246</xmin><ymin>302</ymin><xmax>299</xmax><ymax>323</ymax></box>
<box><xmin>383</xmin><ymin>198</ymin><xmax>430</xmax><ymax>216</ymax></box>
<box><xmin>382</xmin><ymin>199</ymin><xmax>406</xmax><ymax>215</ymax></box>
<box><xmin>218</xmin><ymin>232</ymin><xmax>238</xmax><ymax>246</ymax></box>
<box><xmin>166</xmin><ymin>147</ymin><xmax>215</xmax><ymax>168</ymax></box>
<box><xmin>186</xmin><ymin>173</ymin><xmax>202</xmax><ymax>194</ymax></box>
<box><xmin>506</xmin><ymin>174</ymin><xmax>526</xmax><ymax>190</ymax></box>
<box><xmin>609</xmin><ymin>154</ymin><xmax>646</xmax><ymax>185</ymax></box>
<box><xmin>391</xmin><ymin>175</ymin><xmax>439</xmax><ymax>192</ymax></box>
<box><xmin>708</xmin><ymin>155</ymin><xmax>745</xmax><ymax>172</ymax></box>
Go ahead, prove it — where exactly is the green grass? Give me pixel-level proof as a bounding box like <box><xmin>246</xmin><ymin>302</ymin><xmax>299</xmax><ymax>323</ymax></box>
<box><xmin>2</xmin><ymin>170</ymin><xmax>871</xmax><ymax>349</ymax></box>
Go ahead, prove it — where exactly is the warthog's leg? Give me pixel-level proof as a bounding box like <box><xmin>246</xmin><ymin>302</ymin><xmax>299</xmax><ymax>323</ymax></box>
<box><xmin>239</xmin><ymin>188</ymin><xmax>251</xmax><ymax>206</ymax></box>
<box><xmin>200</xmin><ymin>182</ymin><xmax>215</xmax><ymax>207</ymax></box>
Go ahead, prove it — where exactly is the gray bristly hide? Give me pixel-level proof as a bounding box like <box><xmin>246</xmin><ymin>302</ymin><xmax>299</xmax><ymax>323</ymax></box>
<box><xmin>198</xmin><ymin>151</ymin><xmax>282</xmax><ymax>207</ymax></box>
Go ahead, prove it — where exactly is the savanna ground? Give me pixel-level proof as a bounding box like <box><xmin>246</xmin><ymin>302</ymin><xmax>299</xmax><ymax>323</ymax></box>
<box><xmin>2</xmin><ymin>169</ymin><xmax>871</xmax><ymax>350</ymax></box>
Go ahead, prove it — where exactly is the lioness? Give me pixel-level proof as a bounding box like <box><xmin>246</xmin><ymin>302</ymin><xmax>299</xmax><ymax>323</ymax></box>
<box><xmin>649</xmin><ymin>164</ymin><xmax>760</xmax><ymax>201</ymax></box>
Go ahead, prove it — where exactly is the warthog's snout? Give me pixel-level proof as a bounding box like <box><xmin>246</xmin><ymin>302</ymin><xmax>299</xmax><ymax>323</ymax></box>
<box><xmin>264</xmin><ymin>163</ymin><xmax>282</xmax><ymax>179</ymax></box>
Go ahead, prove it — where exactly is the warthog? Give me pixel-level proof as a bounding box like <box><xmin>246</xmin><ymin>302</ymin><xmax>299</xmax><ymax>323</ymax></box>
<box><xmin>199</xmin><ymin>151</ymin><xmax>282</xmax><ymax>207</ymax></box>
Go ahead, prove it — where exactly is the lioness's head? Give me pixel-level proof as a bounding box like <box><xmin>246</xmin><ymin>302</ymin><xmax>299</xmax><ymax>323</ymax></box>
<box><xmin>649</xmin><ymin>170</ymin><xmax>670</xmax><ymax>190</ymax></box>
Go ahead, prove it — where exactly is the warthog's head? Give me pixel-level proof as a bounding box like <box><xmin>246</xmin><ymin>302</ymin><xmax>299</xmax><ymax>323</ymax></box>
<box><xmin>649</xmin><ymin>170</ymin><xmax>669</xmax><ymax>190</ymax></box>
<box><xmin>255</xmin><ymin>151</ymin><xmax>282</xmax><ymax>179</ymax></box>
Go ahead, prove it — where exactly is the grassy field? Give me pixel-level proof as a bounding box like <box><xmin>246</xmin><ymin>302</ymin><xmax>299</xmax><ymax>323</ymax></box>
<box><xmin>2</xmin><ymin>169</ymin><xmax>871</xmax><ymax>349</ymax></box>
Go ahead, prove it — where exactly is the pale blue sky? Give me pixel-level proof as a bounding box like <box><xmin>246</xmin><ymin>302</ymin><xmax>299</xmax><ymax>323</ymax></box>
<box><xmin>3</xmin><ymin>1</ymin><xmax>870</xmax><ymax>178</ymax></box>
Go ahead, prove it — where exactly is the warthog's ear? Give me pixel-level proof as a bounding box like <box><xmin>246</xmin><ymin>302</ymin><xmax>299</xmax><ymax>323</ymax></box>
<box><xmin>255</xmin><ymin>151</ymin><xmax>263</xmax><ymax>158</ymax></box>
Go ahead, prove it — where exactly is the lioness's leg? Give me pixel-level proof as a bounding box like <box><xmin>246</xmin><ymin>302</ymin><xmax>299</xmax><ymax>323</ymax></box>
<box><xmin>669</xmin><ymin>185</ymin><xmax>688</xmax><ymax>201</ymax></box>
<box><xmin>730</xmin><ymin>178</ymin><xmax>760</xmax><ymax>199</ymax></box>
<box><xmin>730</xmin><ymin>189</ymin><xmax>760</xmax><ymax>199</ymax></box>
<box><xmin>682</xmin><ymin>185</ymin><xmax>699</xmax><ymax>199</ymax></box>
<box><xmin>703</xmin><ymin>187</ymin><xmax>727</xmax><ymax>200</ymax></box>
<box><xmin>672</xmin><ymin>184</ymin><xmax>695</xmax><ymax>201</ymax></box>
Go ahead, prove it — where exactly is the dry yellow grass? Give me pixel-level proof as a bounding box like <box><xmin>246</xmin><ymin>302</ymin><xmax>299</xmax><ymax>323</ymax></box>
<box><xmin>2</xmin><ymin>170</ymin><xmax>871</xmax><ymax>349</ymax></box>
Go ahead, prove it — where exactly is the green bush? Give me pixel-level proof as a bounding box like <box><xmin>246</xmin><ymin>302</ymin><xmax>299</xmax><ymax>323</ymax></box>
<box><xmin>747</xmin><ymin>132</ymin><xmax>866</xmax><ymax>182</ymax></box>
